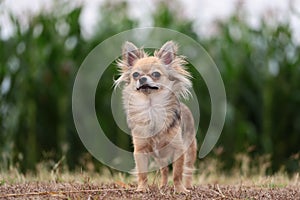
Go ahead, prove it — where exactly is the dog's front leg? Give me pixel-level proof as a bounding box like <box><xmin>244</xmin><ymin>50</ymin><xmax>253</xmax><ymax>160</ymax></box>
<box><xmin>134</xmin><ymin>151</ymin><xmax>149</xmax><ymax>191</ymax></box>
<box><xmin>172</xmin><ymin>153</ymin><xmax>188</xmax><ymax>193</ymax></box>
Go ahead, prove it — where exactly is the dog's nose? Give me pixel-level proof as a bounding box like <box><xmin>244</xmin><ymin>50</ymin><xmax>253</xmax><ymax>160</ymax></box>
<box><xmin>139</xmin><ymin>77</ymin><xmax>147</xmax><ymax>85</ymax></box>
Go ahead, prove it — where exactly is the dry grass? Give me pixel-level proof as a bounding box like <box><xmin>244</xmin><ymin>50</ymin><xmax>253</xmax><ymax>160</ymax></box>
<box><xmin>0</xmin><ymin>154</ymin><xmax>299</xmax><ymax>199</ymax></box>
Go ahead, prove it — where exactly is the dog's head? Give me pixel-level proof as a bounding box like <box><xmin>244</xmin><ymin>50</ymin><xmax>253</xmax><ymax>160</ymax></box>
<box><xmin>114</xmin><ymin>41</ymin><xmax>192</xmax><ymax>99</ymax></box>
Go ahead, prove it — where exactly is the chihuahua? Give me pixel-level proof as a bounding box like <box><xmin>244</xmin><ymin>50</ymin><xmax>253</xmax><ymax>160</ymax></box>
<box><xmin>114</xmin><ymin>41</ymin><xmax>197</xmax><ymax>193</ymax></box>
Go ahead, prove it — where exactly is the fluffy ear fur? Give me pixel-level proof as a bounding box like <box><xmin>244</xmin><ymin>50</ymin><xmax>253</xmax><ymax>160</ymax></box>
<box><xmin>122</xmin><ymin>41</ymin><xmax>144</xmax><ymax>67</ymax></box>
<box><xmin>114</xmin><ymin>42</ymin><xmax>145</xmax><ymax>88</ymax></box>
<box><xmin>155</xmin><ymin>41</ymin><xmax>178</xmax><ymax>65</ymax></box>
<box><xmin>155</xmin><ymin>41</ymin><xmax>192</xmax><ymax>99</ymax></box>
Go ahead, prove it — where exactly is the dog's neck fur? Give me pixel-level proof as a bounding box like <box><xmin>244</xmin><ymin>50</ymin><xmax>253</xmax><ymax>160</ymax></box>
<box><xmin>123</xmin><ymin>87</ymin><xmax>180</xmax><ymax>138</ymax></box>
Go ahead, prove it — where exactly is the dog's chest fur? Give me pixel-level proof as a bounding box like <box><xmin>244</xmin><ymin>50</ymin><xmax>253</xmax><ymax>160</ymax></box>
<box><xmin>123</xmin><ymin>89</ymin><xmax>180</xmax><ymax>138</ymax></box>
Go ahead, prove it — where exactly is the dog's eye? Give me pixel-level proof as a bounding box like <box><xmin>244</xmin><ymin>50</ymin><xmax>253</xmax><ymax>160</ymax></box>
<box><xmin>132</xmin><ymin>72</ymin><xmax>140</xmax><ymax>78</ymax></box>
<box><xmin>151</xmin><ymin>72</ymin><xmax>161</xmax><ymax>78</ymax></box>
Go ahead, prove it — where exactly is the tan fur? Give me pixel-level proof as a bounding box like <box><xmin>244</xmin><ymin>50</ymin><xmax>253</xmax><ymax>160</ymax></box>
<box><xmin>114</xmin><ymin>41</ymin><xmax>197</xmax><ymax>193</ymax></box>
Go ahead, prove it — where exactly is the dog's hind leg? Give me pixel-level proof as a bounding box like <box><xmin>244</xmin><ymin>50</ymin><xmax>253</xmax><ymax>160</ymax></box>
<box><xmin>160</xmin><ymin>166</ymin><xmax>169</xmax><ymax>187</ymax></box>
<box><xmin>155</xmin><ymin>158</ymin><xmax>169</xmax><ymax>187</ymax></box>
<box><xmin>183</xmin><ymin>139</ymin><xmax>197</xmax><ymax>189</ymax></box>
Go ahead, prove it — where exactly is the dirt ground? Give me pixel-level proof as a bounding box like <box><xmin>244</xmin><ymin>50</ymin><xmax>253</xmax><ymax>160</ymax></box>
<box><xmin>1</xmin><ymin>182</ymin><xmax>300</xmax><ymax>200</ymax></box>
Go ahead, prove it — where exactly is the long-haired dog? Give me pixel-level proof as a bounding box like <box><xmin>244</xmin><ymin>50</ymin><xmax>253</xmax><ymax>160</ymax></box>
<box><xmin>114</xmin><ymin>41</ymin><xmax>197</xmax><ymax>193</ymax></box>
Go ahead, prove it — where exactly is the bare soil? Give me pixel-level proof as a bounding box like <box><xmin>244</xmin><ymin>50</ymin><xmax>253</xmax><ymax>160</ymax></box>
<box><xmin>1</xmin><ymin>182</ymin><xmax>299</xmax><ymax>200</ymax></box>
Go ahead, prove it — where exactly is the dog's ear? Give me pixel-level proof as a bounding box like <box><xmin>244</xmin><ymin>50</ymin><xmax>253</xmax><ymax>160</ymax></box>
<box><xmin>156</xmin><ymin>41</ymin><xmax>178</xmax><ymax>65</ymax></box>
<box><xmin>122</xmin><ymin>41</ymin><xmax>143</xmax><ymax>67</ymax></box>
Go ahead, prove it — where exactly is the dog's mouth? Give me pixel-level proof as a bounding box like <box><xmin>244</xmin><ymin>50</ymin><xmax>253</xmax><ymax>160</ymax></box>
<box><xmin>137</xmin><ymin>84</ymin><xmax>159</xmax><ymax>91</ymax></box>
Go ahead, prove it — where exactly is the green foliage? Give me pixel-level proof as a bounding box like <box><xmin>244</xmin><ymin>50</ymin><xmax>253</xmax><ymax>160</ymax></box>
<box><xmin>0</xmin><ymin>7</ymin><xmax>85</xmax><ymax>171</ymax></box>
<box><xmin>205</xmin><ymin>16</ymin><xmax>300</xmax><ymax>172</ymax></box>
<box><xmin>0</xmin><ymin>1</ymin><xmax>299</xmax><ymax>173</ymax></box>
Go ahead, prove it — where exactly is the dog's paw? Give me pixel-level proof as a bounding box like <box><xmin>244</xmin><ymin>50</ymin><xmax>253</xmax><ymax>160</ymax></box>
<box><xmin>184</xmin><ymin>183</ymin><xmax>193</xmax><ymax>190</ymax></box>
<box><xmin>174</xmin><ymin>185</ymin><xmax>190</xmax><ymax>194</ymax></box>
<box><xmin>159</xmin><ymin>184</ymin><xmax>168</xmax><ymax>194</ymax></box>
<box><xmin>136</xmin><ymin>185</ymin><xmax>148</xmax><ymax>192</ymax></box>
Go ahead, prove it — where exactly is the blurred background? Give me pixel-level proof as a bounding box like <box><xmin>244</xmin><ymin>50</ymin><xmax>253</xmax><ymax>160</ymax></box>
<box><xmin>0</xmin><ymin>0</ymin><xmax>300</xmax><ymax>175</ymax></box>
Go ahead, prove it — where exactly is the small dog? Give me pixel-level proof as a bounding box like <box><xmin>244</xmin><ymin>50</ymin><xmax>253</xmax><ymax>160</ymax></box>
<box><xmin>114</xmin><ymin>41</ymin><xmax>197</xmax><ymax>193</ymax></box>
